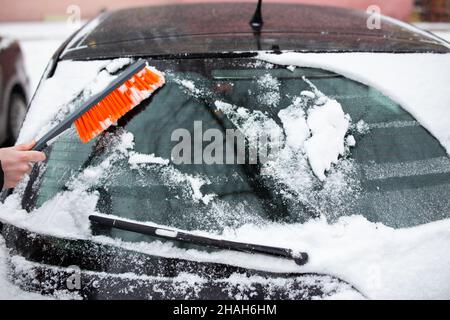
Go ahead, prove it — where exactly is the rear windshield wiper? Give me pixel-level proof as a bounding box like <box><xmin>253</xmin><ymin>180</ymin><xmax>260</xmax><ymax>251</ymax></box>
<box><xmin>89</xmin><ymin>215</ymin><xmax>308</xmax><ymax>266</ymax></box>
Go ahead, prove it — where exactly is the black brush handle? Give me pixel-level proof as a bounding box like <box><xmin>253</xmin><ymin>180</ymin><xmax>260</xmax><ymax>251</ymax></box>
<box><xmin>89</xmin><ymin>215</ymin><xmax>309</xmax><ymax>266</ymax></box>
<box><xmin>33</xmin><ymin>59</ymin><xmax>147</xmax><ymax>151</ymax></box>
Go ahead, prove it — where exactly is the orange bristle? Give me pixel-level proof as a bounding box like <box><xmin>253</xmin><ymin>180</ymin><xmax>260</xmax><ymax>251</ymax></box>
<box><xmin>74</xmin><ymin>66</ymin><xmax>165</xmax><ymax>143</ymax></box>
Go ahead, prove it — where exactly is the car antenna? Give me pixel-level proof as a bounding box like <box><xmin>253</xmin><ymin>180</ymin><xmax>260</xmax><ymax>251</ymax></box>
<box><xmin>250</xmin><ymin>0</ymin><xmax>264</xmax><ymax>31</ymax></box>
<box><xmin>249</xmin><ymin>0</ymin><xmax>263</xmax><ymax>50</ymax></box>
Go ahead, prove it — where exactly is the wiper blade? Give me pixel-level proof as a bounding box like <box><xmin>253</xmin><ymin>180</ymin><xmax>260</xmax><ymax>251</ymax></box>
<box><xmin>89</xmin><ymin>215</ymin><xmax>308</xmax><ymax>266</ymax></box>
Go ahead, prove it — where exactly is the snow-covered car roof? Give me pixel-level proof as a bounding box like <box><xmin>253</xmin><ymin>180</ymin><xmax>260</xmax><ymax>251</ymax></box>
<box><xmin>60</xmin><ymin>3</ymin><xmax>450</xmax><ymax>60</ymax></box>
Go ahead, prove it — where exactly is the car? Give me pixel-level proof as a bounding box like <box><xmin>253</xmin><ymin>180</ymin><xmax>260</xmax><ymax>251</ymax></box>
<box><xmin>1</xmin><ymin>2</ymin><xmax>450</xmax><ymax>299</ymax></box>
<box><xmin>0</xmin><ymin>35</ymin><xmax>29</xmax><ymax>146</ymax></box>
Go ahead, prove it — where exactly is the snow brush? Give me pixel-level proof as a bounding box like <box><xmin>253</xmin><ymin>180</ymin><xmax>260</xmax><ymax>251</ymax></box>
<box><xmin>33</xmin><ymin>59</ymin><xmax>165</xmax><ymax>151</ymax></box>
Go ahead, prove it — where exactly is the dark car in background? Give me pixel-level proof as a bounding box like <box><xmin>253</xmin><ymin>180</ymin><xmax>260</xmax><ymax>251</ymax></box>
<box><xmin>1</xmin><ymin>3</ymin><xmax>450</xmax><ymax>299</ymax></box>
<box><xmin>0</xmin><ymin>36</ymin><xmax>29</xmax><ymax>146</ymax></box>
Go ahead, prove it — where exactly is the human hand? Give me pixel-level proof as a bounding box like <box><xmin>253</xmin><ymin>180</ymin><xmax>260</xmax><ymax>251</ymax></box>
<box><xmin>0</xmin><ymin>141</ymin><xmax>46</xmax><ymax>189</ymax></box>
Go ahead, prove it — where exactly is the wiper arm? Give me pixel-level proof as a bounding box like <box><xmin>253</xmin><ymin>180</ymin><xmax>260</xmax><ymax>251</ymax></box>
<box><xmin>89</xmin><ymin>215</ymin><xmax>308</xmax><ymax>266</ymax></box>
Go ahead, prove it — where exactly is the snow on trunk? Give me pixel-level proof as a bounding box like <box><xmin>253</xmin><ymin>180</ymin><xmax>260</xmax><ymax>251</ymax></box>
<box><xmin>257</xmin><ymin>52</ymin><xmax>450</xmax><ymax>155</ymax></box>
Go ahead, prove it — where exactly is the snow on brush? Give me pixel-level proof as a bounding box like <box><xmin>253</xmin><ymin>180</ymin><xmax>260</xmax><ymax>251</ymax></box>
<box><xmin>16</xmin><ymin>57</ymin><xmax>158</xmax><ymax>146</ymax></box>
<box><xmin>17</xmin><ymin>59</ymin><xmax>113</xmax><ymax>144</ymax></box>
<box><xmin>105</xmin><ymin>58</ymin><xmax>133</xmax><ymax>73</ymax></box>
<box><xmin>258</xmin><ymin>52</ymin><xmax>450</xmax><ymax>155</ymax></box>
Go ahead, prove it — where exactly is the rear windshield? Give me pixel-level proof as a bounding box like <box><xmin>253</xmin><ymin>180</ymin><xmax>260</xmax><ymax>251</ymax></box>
<box><xmin>60</xmin><ymin>4</ymin><xmax>450</xmax><ymax>60</ymax></box>
<box><xmin>24</xmin><ymin>57</ymin><xmax>450</xmax><ymax>239</ymax></box>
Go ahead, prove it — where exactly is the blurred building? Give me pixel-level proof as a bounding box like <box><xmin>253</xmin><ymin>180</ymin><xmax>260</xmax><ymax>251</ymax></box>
<box><xmin>0</xmin><ymin>0</ymin><xmax>414</xmax><ymax>22</ymax></box>
<box><xmin>415</xmin><ymin>0</ymin><xmax>450</xmax><ymax>21</ymax></box>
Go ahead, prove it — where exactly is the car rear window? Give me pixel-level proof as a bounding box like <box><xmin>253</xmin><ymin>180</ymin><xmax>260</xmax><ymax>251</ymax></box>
<box><xmin>24</xmin><ymin>57</ymin><xmax>450</xmax><ymax>241</ymax></box>
<box><xmin>61</xmin><ymin>4</ymin><xmax>450</xmax><ymax>60</ymax></box>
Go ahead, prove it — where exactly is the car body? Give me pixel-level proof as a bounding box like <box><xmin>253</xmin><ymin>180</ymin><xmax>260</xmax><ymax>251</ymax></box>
<box><xmin>1</xmin><ymin>3</ymin><xmax>450</xmax><ymax>299</ymax></box>
<box><xmin>0</xmin><ymin>36</ymin><xmax>29</xmax><ymax>146</ymax></box>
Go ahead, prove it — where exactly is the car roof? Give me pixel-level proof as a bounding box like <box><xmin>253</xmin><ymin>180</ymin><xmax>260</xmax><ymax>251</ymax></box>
<box><xmin>61</xmin><ymin>2</ymin><xmax>450</xmax><ymax>60</ymax></box>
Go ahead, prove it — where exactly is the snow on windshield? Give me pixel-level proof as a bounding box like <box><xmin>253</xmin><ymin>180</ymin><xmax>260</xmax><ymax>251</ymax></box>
<box><xmin>258</xmin><ymin>52</ymin><xmax>450</xmax><ymax>155</ymax></box>
<box><xmin>1</xmin><ymin>55</ymin><xmax>450</xmax><ymax>299</ymax></box>
<box><xmin>256</xmin><ymin>74</ymin><xmax>281</xmax><ymax>108</ymax></box>
<box><xmin>215</xmin><ymin>78</ymin><xmax>358</xmax><ymax>219</ymax></box>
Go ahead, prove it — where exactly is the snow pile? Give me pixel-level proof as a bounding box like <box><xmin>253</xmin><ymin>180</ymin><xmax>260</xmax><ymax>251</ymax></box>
<box><xmin>220</xmin><ymin>215</ymin><xmax>450</xmax><ymax>299</ymax></box>
<box><xmin>105</xmin><ymin>57</ymin><xmax>132</xmax><ymax>73</ymax></box>
<box><xmin>277</xmin><ymin>97</ymin><xmax>309</xmax><ymax>150</ymax></box>
<box><xmin>304</xmin><ymin>99</ymin><xmax>351</xmax><ymax>181</ymax></box>
<box><xmin>0</xmin><ymin>192</ymin><xmax>97</xmax><ymax>240</ymax></box>
<box><xmin>215</xmin><ymin>78</ymin><xmax>356</xmax><ymax>218</ymax></box>
<box><xmin>128</xmin><ymin>151</ymin><xmax>170</xmax><ymax>168</ymax></box>
<box><xmin>83</xmin><ymin>68</ymin><xmax>117</xmax><ymax>97</ymax></box>
<box><xmin>258</xmin><ymin>52</ymin><xmax>450</xmax><ymax>154</ymax></box>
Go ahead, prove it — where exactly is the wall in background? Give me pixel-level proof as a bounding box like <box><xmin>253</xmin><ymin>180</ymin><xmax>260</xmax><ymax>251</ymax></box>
<box><xmin>414</xmin><ymin>0</ymin><xmax>450</xmax><ymax>22</ymax></box>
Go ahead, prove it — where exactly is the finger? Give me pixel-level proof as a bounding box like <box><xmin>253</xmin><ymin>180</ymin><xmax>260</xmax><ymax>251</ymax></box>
<box><xmin>21</xmin><ymin>151</ymin><xmax>46</xmax><ymax>162</ymax></box>
<box><xmin>4</xmin><ymin>182</ymin><xmax>13</xmax><ymax>189</ymax></box>
<box><xmin>14</xmin><ymin>140</ymin><xmax>36</xmax><ymax>151</ymax></box>
<box><xmin>5</xmin><ymin>177</ymin><xmax>21</xmax><ymax>189</ymax></box>
<box><xmin>15</xmin><ymin>163</ymin><xmax>30</xmax><ymax>174</ymax></box>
